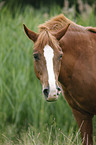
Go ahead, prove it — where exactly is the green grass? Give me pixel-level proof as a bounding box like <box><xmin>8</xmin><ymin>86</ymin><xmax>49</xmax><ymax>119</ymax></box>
<box><xmin>1</xmin><ymin>125</ymin><xmax>83</xmax><ymax>145</ymax></box>
<box><xmin>0</xmin><ymin>2</ymin><xmax>96</xmax><ymax>145</ymax></box>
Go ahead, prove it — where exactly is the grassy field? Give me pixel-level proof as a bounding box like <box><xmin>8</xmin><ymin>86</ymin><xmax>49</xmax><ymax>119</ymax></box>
<box><xmin>0</xmin><ymin>2</ymin><xmax>96</xmax><ymax>145</ymax></box>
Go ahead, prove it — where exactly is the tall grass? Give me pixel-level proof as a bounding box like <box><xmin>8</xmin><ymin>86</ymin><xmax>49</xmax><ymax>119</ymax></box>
<box><xmin>0</xmin><ymin>3</ymin><xmax>96</xmax><ymax>144</ymax></box>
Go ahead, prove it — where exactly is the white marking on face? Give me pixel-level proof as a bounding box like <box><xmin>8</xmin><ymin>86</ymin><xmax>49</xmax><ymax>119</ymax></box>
<box><xmin>44</xmin><ymin>45</ymin><xmax>57</xmax><ymax>97</ymax></box>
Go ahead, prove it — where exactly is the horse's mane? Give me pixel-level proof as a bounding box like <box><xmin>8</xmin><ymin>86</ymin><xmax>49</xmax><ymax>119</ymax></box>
<box><xmin>39</xmin><ymin>14</ymin><xmax>96</xmax><ymax>33</ymax></box>
<box><xmin>39</xmin><ymin>14</ymin><xmax>76</xmax><ymax>33</ymax></box>
<box><xmin>34</xmin><ymin>14</ymin><xmax>84</xmax><ymax>49</ymax></box>
<box><xmin>34</xmin><ymin>14</ymin><xmax>96</xmax><ymax>50</ymax></box>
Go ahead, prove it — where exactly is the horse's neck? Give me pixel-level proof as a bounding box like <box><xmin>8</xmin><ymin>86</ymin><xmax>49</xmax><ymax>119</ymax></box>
<box><xmin>60</xmin><ymin>25</ymin><xmax>91</xmax><ymax>56</ymax></box>
<box><xmin>59</xmin><ymin>28</ymin><xmax>89</xmax><ymax>86</ymax></box>
<box><xmin>59</xmin><ymin>26</ymin><xmax>96</xmax><ymax>88</ymax></box>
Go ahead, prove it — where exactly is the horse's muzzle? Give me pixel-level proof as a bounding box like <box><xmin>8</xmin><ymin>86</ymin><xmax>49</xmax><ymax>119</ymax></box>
<box><xmin>43</xmin><ymin>86</ymin><xmax>61</xmax><ymax>102</ymax></box>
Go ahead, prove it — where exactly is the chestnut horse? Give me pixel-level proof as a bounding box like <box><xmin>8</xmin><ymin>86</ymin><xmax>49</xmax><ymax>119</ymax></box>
<box><xmin>23</xmin><ymin>14</ymin><xmax>96</xmax><ymax>145</ymax></box>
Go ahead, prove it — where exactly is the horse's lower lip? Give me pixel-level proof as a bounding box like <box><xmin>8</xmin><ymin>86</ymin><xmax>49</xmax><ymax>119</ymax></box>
<box><xmin>46</xmin><ymin>98</ymin><xmax>57</xmax><ymax>102</ymax></box>
<box><xmin>46</xmin><ymin>99</ymin><xmax>57</xmax><ymax>102</ymax></box>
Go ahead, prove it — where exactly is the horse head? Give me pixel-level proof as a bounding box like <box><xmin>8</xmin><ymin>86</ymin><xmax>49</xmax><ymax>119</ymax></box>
<box><xmin>23</xmin><ymin>23</ymin><xmax>70</xmax><ymax>102</ymax></box>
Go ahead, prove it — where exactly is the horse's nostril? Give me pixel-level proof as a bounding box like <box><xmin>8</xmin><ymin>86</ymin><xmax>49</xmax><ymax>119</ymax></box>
<box><xmin>57</xmin><ymin>87</ymin><xmax>61</xmax><ymax>92</ymax></box>
<box><xmin>43</xmin><ymin>87</ymin><xmax>49</xmax><ymax>98</ymax></box>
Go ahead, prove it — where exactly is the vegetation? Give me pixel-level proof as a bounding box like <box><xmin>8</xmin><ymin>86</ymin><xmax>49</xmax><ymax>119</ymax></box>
<box><xmin>0</xmin><ymin>2</ymin><xmax>96</xmax><ymax>144</ymax></box>
<box><xmin>4</xmin><ymin>0</ymin><xmax>96</xmax><ymax>9</ymax></box>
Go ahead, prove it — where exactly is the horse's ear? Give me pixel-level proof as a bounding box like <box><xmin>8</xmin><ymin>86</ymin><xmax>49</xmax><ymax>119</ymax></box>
<box><xmin>23</xmin><ymin>24</ymin><xmax>38</xmax><ymax>42</ymax></box>
<box><xmin>54</xmin><ymin>23</ymin><xmax>70</xmax><ymax>40</ymax></box>
<box><xmin>86</xmin><ymin>27</ymin><xmax>96</xmax><ymax>33</ymax></box>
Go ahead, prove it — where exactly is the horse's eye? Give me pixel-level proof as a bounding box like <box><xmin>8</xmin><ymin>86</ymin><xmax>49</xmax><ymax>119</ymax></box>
<box><xmin>59</xmin><ymin>54</ymin><xmax>62</xmax><ymax>60</ymax></box>
<box><xmin>33</xmin><ymin>53</ymin><xmax>39</xmax><ymax>60</ymax></box>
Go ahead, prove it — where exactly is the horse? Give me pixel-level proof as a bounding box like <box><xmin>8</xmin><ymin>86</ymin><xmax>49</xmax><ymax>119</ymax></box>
<box><xmin>23</xmin><ymin>14</ymin><xmax>96</xmax><ymax>145</ymax></box>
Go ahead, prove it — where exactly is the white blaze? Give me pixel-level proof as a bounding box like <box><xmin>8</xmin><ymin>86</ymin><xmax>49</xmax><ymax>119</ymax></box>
<box><xmin>44</xmin><ymin>45</ymin><xmax>57</xmax><ymax>96</ymax></box>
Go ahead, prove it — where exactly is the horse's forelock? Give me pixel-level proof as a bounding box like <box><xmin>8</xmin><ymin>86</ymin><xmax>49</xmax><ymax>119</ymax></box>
<box><xmin>34</xmin><ymin>29</ymin><xmax>59</xmax><ymax>51</ymax></box>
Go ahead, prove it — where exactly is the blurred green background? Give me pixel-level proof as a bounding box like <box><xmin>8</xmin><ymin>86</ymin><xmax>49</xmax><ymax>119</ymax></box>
<box><xmin>0</xmin><ymin>0</ymin><xmax>96</xmax><ymax>144</ymax></box>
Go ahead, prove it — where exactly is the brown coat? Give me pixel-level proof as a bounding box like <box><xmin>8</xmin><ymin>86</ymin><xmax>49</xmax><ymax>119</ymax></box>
<box><xmin>23</xmin><ymin>14</ymin><xmax>96</xmax><ymax>145</ymax></box>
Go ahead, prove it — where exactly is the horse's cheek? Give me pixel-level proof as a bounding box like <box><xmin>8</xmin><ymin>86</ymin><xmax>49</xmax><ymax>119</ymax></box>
<box><xmin>33</xmin><ymin>61</ymin><xmax>40</xmax><ymax>80</ymax></box>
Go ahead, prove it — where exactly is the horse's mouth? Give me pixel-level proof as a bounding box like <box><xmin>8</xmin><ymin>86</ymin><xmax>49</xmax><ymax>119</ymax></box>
<box><xmin>46</xmin><ymin>97</ymin><xmax>58</xmax><ymax>102</ymax></box>
<box><xmin>44</xmin><ymin>90</ymin><xmax>61</xmax><ymax>102</ymax></box>
<box><xmin>46</xmin><ymin>94</ymin><xmax>58</xmax><ymax>102</ymax></box>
